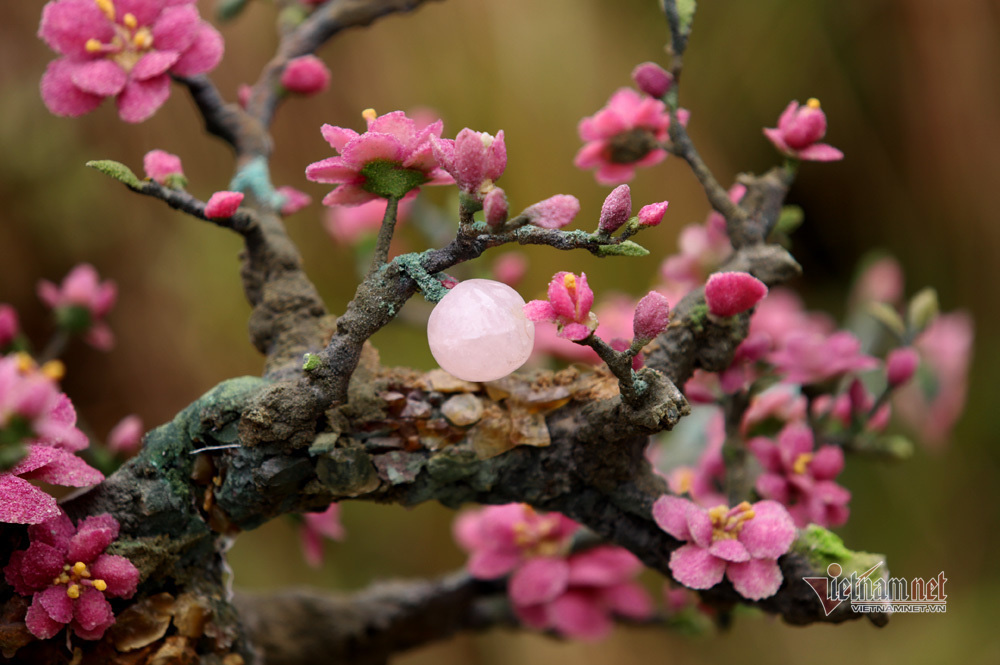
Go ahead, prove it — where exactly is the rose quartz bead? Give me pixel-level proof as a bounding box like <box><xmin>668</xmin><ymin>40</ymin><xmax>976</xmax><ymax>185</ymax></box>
<box><xmin>427</xmin><ymin>279</ymin><xmax>535</xmax><ymax>382</ymax></box>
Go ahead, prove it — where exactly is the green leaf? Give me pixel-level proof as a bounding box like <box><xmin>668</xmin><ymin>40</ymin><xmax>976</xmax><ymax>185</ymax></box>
<box><xmin>217</xmin><ymin>0</ymin><xmax>250</xmax><ymax>21</ymax></box>
<box><xmin>86</xmin><ymin>160</ymin><xmax>142</xmax><ymax>189</ymax></box>
<box><xmin>302</xmin><ymin>353</ymin><xmax>323</xmax><ymax>372</ymax></box>
<box><xmin>907</xmin><ymin>287</ymin><xmax>939</xmax><ymax>334</ymax></box>
<box><xmin>676</xmin><ymin>0</ymin><xmax>697</xmax><ymax>35</ymax></box>
<box><xmin>867</xmin><ymin>302</ymin><xmax>906</xmax><ymax>338</ymax></box>
<box><xmin>774</xmin><ymin>204</ymin><xmax>804</xmax><ymax>235</ymax></box>
<box><xmin>596</xmin><ymin>240</ymin><xmax>650</xmax><ymax>257</ymax></box>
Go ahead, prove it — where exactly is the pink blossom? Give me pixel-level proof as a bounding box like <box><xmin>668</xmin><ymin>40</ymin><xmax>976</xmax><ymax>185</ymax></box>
<box><xmin>276</xmin><ymin>186</ymin><xmax>312</xmax><ymax>216</ymax></box>
<box><xmin>748</xmin><ymin>423</ymin><xmax>850</xmax><ymax>528</ymax></box>
<box><xmin>631</xmin><ymin>62</ymin><xmax>673</xmax><ymax>99</ymax></box>
<box><xmin>663</xmin><ymin>408</ymin><xmax>727</xmax><ymax>508</ymax></box>
<box><xmin>520</xmin><ymin>194</ymin><xmax>580</xmax><ymax>229</ymax></box>
<box><xmin>704</xmin><ymin>272</ymin><xmax>768</xmax><ymax>318</ymax></box>
<box><xmin>37</xmin><ymin>263</ymin><xmax>117</xmax><ymax>351</ymax></box>
<box><xmin>306</xmin><ymin>110</ymin><xmax>452</xmax><ymax>206</ymax></box>
<box><xmin>492</xmin><ymin>253</ymin><xmax>528</xmax><ymax>287</ymax></box>
<box><xmin>107</xmin><ymin>414</ymin><xmax>143</xmax><ymax>454</ymax></box>
<box><xmin>300</xmin><ymin>504</ymin><xmax>345</xmax><ymax>568</ymax></box>
<box><xmin>894</xmin><ymin>312</ymin><xmax>973</xmax><ymax>447</ymax></box>
<box><xmin>4</xmin><ymin>511</ymin><xmax>139</xmax><ymax>640</ymax></box>
<box><xmin>204</xmin><ymin>190</ymin><xmax>244</xmax><ymax>219</ymax></box>
<box><xmin>652</xmin><ymin>496</ymin><xmax>796</xmax><ymax>600</ymax></box>
<box><xmin>749</xmin><ymin>288</ymin><xmax>834</xmax><ymax>351</ymax></box>
<box><xmin>658</xmin><ymin>184</ymin><xmax>740</xmax><ymax>293</ymax></box>
<box><xmin>38</xmin><ymin>0</ymin><xmax>224</xmax><ymax>123</ymax></box>
<box><xmin>483</xmin><ymin>187</ymin><xmax>509</xmax><ymax>227</ymax></box>
<box><xmin>741</xmin><ymin>385</ymin><xmax>807</xmax><ymax>436</ymax></box>
<box><xmin>598</xmin><ymin>185</ymin><xmax>631</xmax><ymax>234</ymax></box>
<box><xmin>280</xmin><ymin>55</ymin><xmax>331</xmax><ymax>95</ymax></box>
<box><xmin>531</xmin><ymin>295</ymin><xmax>635</xmax><ymax>365</ymax></box>
<box><xmin>575</xmin><ymin>88</ymin><xmax>687</xmax><ymax>185</ymax></box>
<box><xmin>886</xmin><ymin>347</ymin><xmax>919</xmax><ymax>388</ymax></box>
<box><xmin>511</xmin><ymin>546</ymin><xmax>653</xmax><ymax>641</ymax></box>
<box><xmin>0</xmin><ymin>358</ymin><xmax>100</xmax><ymax>524</ymax></box>
<box><xmin>142</xmin><ymin>149</ymin><xmax>184</xmax><ymax>187</ymax></box>
<box><xmin>637</xmin><ymin>201</ymin><xmax>669</xmax><ymax>227</ymax></box>
<box><xmin>430</xmin><ymin>128</ymin><xmax>506</xmax><ymax>198</ymax></box>
<box><xmin>0</xmin><ymin>304</ymin><xmax>20</xmax><ymax>349</ymax></box>
<box><xmin>323</xmin><ymin>193</ymin><xmax>415</xmax><ymax>245</ymax></box>
<box><xmin>850</xmin><ymin>256</ymin><xmax>904</xmax><ymax>308</ymax></box>
<box><xmin>632</xmin><ymin>291</ymin><xmax>670</xmax><ymax>342</ymax></box>
<box><xmin>454</xmin><ymin>504</ymin><xmax>579</xmax><ymax>580</ymax></box>
<box><xmin>763</xmin><ymin>99</ymin><xmax>844</xmax><ymax>162</ymax></box>
<box><xmin>768</xmin><ymin>330</ymin><xmax>878</xmax><ymax>385</ymax></box>
<box><xmin>523</xmin><ymin>272</ymin><xmax>597</xmax><ymax>341</ymax></box>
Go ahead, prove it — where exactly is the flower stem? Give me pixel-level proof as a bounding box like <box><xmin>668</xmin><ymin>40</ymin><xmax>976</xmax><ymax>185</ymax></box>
<box><xmin>366</xmin><ymin>196</ymin><xmax>400</xmax><ymax>278</ymax></box>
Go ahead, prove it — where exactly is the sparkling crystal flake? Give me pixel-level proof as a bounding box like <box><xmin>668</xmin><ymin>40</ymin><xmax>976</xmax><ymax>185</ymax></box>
<box><xmin>427</xmin><ymin>279</ymin><xmax>535</xmax><ymax>382</ymax></box>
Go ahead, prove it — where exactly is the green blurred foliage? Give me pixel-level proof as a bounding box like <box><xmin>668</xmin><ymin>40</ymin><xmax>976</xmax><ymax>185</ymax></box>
<box><xmin>2</xmin><ymin>0</ymin><xmax>999</xmax><ymax>663</ymax></box>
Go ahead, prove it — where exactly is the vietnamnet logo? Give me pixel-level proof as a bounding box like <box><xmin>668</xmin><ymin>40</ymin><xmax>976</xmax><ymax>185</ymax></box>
<box><xmin>803</xmin><ymin>562</ymin><xmax>948</xmax><ymax>615</ymax></box>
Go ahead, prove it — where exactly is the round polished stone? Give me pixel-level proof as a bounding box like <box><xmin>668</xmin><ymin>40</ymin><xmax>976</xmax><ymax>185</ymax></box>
<box><xmin>427</xmin><ymin>279</ymin><xmax>535</xmax><ymax>382</ymax></box>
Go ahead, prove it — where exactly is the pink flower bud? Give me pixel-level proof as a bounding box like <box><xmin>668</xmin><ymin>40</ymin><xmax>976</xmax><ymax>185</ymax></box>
<box><xmin>524</xmin><ymin>272</ymin><xmax>596</xmax><ymax>341</ymax></box>
<box><xmin>631</xmin><ymin>62</ymin><xmax>674</xmax><ymax>98</ymax></box>
<box><xmin>238</xmin><ymin>84</ymin><xmax>252</xmax><ymax>109</ymax></box>
<box><xmin>704</xmin><ymin>272</ymin><xmax>768</xmax><ymax>317</ymax></box>
<box><xmin>522</xmin><ymin>195</ymin><xmax>580</xmax><ymax>229</ymax></box>
<box><xmin>598</xmin><ymin>185</ymin><xmax>632</xmax><ymax>233</ymax></box>
<box><xmin>637</xmin><ymin>201</ymin><xmax>669</xmax><ymax>227</ymax></box>
<box><xmin>431</xmin><ymin>129</ymin><xmax>507</xmax><ymax>196</ymax></box>
<box><xmin>276</xmin><ymin>186</ymin><xmax>312</xmax><ymax>215</ymax></box>
<box><xmin>886</xmin><ymin>347</ymin><xmax>919</xmax><ymax>387</ymax></box>
<box><xmin>763</xmin><ymin>99</ymin><xmax>843</xmax><ymax>162</ymax></box>
<box><xmin>108</xmin><ymin>415</ymin><xmax>143</xmax><ymax>454</ymax></box>
<box><xmin>280</xmin><ymin>55</ymin><xmax>332</xmax><ymax>95</ymax></box>
<box><xmin>492</xmin><ymin>253</ymin><xmax>527</xmax><ymax>286</ymax></box>
<box><xmin>0</xmin><ymin>304</ymin><xmax>19</xmax><ymax>348</ymax></box>
<box><xmin>205</xmin><ymin>191</ymin><xmax>244</xmax><ymax>219</ymax></box>
<box><xmin>142</xmin><ymin>150</ymin><xmax>184</xmax><ymax>187</ymax></box>
<box><xmin>633</xmin><ymin>291</ymin><xmax>671</xmax><ymax>341</ymax></box>
<box><xmin>483</xmin><ymin>187</ymin><xmax>509</xmax><ymax>228</ymax></box>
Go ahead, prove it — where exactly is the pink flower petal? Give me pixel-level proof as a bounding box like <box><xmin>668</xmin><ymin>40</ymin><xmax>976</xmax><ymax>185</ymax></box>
<box><xmin>0</xmin><ymin>474</ymin><xmax>61</xmax><ymax>525</ymax></box>
<box><xmin>322</xmin><ymin>185</ymin><xmax>379</xmax><ymax>207</ymax></box>
<box><xmin>38</xmin><ymin>585</ymin><xmax>74</xmax><ymax>624</ymax></box>
<box><xmin>669</xmin><ymin>543</ymin><xmax>725</xmax><ymax>589</ymax></box>
<box><xmin>509</xmin><ymin>557</ymin><xmax>570</xmax><ymax>606</ymax></box>
<box><xmin>20</xmin><ymin>542</ymin><xmax>66</xmax><ymax>590</ymax></box>
<box><xmin>559</xmin><ymin>323</ymin><xmax>592</xmax><ymax>341</ymax></box>
<box><xmin>321</xmin><ymin>124</ymin><xmax>360</xmax><ymax>152</ymax></box>
<box><xmin>726</xmin><ymin>558</ymin><xmax>783</xmax><ymax>600</ymax></box>
<box><xmin>523</xmin><ymin>300</ymin><xmax>556</xmax><ymax>323</ymax></box>
<box><xmin>151</xmin><ymin>5</ymin><xmax>201</xmax><ymax>53</ymax></box>
<box><xmin>796</xmin><ymin>143</ymin><xmax>844</xmax><ymax>162</ymax></box>
<box><xmin>651</xmin><ymin>495</ymin><xmax>692</xmax><ymax>541</ymax></box>
<box><xmin>548</xmin><ymin>590</ymin><xmax>612</xmax><ymax>641</ymax></box>
<box><xmin>685</xmin><ymin>504</ymin><xmax>714</xmax><ymax>548</ymax></box>
<box><xmin>28</xmin><ymin>511</ymin><xmax>76</xmax><ymax>550</ymax></box>
<box><xmin>89</xmin><ymin>554</ymin><xmax>140</xmax><ymax>598</ymax></box>
<box><xmin>20</xmin><ymin>448</ymin><xmax>104</xmax><ymax>488</ymax></box>
<box><xmin>567</xmin><ymin>547</ymin><xmax>641</xmax><ymax>586</ymax></box>
<box><xmin>599</xmin><ymin>582</ymin><xmax>654</xmax><ymax>619</ymax></box>
<box><xmin>738</xmin><ymin>500</ymin><xmax>796</xmax><ymax>560</ymax></box>
<box><xmin>468</xmin><ymin>549</ymin><xmax>521</xmax><ymax>579</ymax></box>
<box><xmin>73</xmin><ymin>586</ymin><xmax>115</xmax><ymax>633</ymax></box>
<box><xmin>342</xmin><ymin>133</ymin><xmax>406</xmax><ymax>166</ymax></box>
<box><xmin>170</xmin><ymin>22</ymin><xmax>225</xmax><ymax>77</ymax></box>
<box><xmin>67</xmin><ymin>514</ymin><xmax>119</xmax><ymax>563</ymax></box>
<box><xmin>709</xmin><ymin>538</ymin><xmax>750</xmax><ymax>562</ymax></box>
<box><xmin>132</xmin><ymin>51</ymin><xmax>181</xmax><ymax>81</ymax></box>
<box><xmin>38</xmin><ymin>0</ymin><xmax>114</xmax><ymax>58</ymax></box>
<box><xmin>69</xmin><ymin>59</ymin><xmax>127</xmax><ymax>97</ymax></box>
<box><xmin>40</xmin><ymin>59</ymin><xmax>103</xmax><ymax>118</ymax></box>
<box><xmin>26</xmin><ymin>597</ymin><xmax>65</xmax><ymax>640</ymax></box>
<box><xmin>306</xmin><ymin>157</ymin><xmax>360</xmax><ymax>184</ymax></box>
<box><xmin>116</xmin><ymin>75</ymin><xmax>171</xmax><ymax>123</ymax></box>
<box><xmin>810</xmin><ymin>445</ymin><xmax>844</xmax><ymax>479</ymax></box>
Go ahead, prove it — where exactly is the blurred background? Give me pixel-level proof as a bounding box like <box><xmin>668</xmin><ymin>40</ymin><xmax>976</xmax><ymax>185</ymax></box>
<box><xmin>2</xmin><ymin>0</ymin><xmax>998</xmax><ymax>663</ymax></box>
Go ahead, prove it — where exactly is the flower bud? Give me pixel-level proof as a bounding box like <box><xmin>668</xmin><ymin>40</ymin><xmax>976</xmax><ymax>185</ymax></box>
<box><xmin>632</xmin><ymin>291</ymin><xmax>671</xmax><ymax>342</ymax></box>
<box><xmin>484</xmin><ymin>187</ymin><xmax>509</xmax><ymax>228</ymax></box>
<box><xmin>205</xmin><ymin>191</ymin><xmax>244</xmax><ymax>219</ymax></box>
<box><xmin>704</xmin><ymin>272</ymin><xmax>768</xmax><ymax>317</ymax></box>
<box><xmin>522</xmin><ymin>195</ymin><xmax>580</xmax><ymax>229</ymax></box>
<box><xmin>637</xmin><ymin>201</ymin><xmax>669</xmax><ymax>226</ymax></box>
<box><xmin>886</xmin><ymin>347</ymin><xmax>919</xmax><ymax>387</ymax></box>
<box><xmin>631</xmin><ymin>62</ymin><xmax>673</xmax><ymax>98</ymax></box>
<box><xmin>598</xmin><ymin>185</ymin><xmax>632</xmax><ymax>233</ymax></box>
<box><xmin>280</xmin><ymin>55</ymin><xmax>331</xmax><ymax>95</ymax></box>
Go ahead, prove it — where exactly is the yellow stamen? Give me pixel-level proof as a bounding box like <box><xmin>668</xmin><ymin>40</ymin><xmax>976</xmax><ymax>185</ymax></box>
<box><xmin>72</xmin><ymin>562</ymin><xmax>88</xmax><ymax>575</ymax></box>
<box><xmin>14</xmin><ymin>352</ymin><xmax>35</xmax><ymax>374</ymax></box>
<box><xmin>92</xmin><ymin>579</ymin><xmax>107</xmax><ymax>592</ymax></box>
<box><xmin>85</xmin><ymin>38</ymin><xmax>104</xmax><ymax>53</ymax></box>
<box><xmin>362</xmin><ymin>108</ymin><xmax>377</xmax><ymax>124</ymax></box>
<box><xmin>63</xmin><ymin>564</ymin><xmax>72</xmax><ymax>572</ymax></box>
<box><xmin>562</xmin><ymin>273</ymin><xmax>576</xmax><ymax>291</ymax></box>
<box><xmin>806</xmin><ymin>98</ymin><xmax>821</xmax><ymax>109</ymax></box>
<box><xmin>792</xmin><ymin>452</ymin><xmax>813</xmax><ymax>475</ymax></box>
<box><xmin>41</xmin><ymin>360</ymin><xmax>66</xmax><ymax>382</ymax></box>
<box><xmin>66</xmin><ymin>584</ymin><xmax>81</xmax><ymax>599</ymax></box>
<box><xmin>133</xmin><ymin>27</ymin><xmax>153</xmax><ymax>50</ymax></box>
<box><xmin>94</xmin><ymin>0</ymin><xmax>115</xmax><ymax>22</ymax></box>
<box><xmin>123</xmin><ymin>12</ymin><xmax>137</xmax><ymax>29</ymax></box>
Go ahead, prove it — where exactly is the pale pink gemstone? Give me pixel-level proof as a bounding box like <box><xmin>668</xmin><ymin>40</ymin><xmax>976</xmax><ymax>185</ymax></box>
<box><xmin>427</xmin><ymin>279</ymin><xmax>535</xmax><ymax>382</ymax></box>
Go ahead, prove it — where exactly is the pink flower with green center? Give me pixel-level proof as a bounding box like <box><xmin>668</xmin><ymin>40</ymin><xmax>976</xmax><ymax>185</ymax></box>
<box><xmin>511</xmin><ymin>546</ymin><xmax>653</xmax><ymax>641</ymax></box>
<box><xmin>652</xmin><ymin>496</ymin><xmax>796</xmax><ymax>600</ymax></box>
<box><xmin>4</xmin><ymin>511</ymin><xmax>139</xmax><ymax>640</ymax></box>
<box><xmin>0</xmin><ymin>357</ymin><xmax>102</xmax><ymax>524</ymax></box>
<box><xmin>763</xmin><ymin>99</ymin><xmax>844</xmax><ymax>162</ymax></box>
<box><xmin>37</xmin><ymin>263</ymin><xmax>117</xmax><ymax>351</ymax></box>
<box><xmin>523</xmin><ymin>272</ymin><xmax>597</xmax><ymax>341</ymax></box>
<box><xmin>453</xmin><ymin>504</ymin><xmax>579</xmax><ymax>580</ymax></box>
<box><xmin>748</xmin><ymin>423</ymin><xmax>850</xmax><ymax>528</ymax></box>
<box><xmin>575</xmin><ymin>87</ymin><xmax>689</xmax><ymax>185</ymax></box>
<box><xmin>306</xmin><ymin>109</ymin><xmax>453</xmax><ymax>206</ymax></box>
<box><xmin>38</xmin><ymin>0</ymin><xmax>224</xmax><ymax>123</ymax></box>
